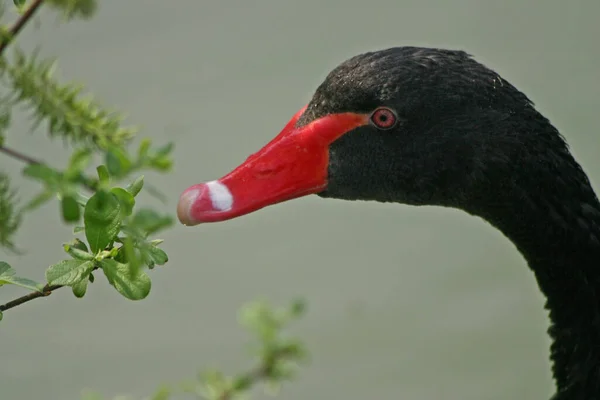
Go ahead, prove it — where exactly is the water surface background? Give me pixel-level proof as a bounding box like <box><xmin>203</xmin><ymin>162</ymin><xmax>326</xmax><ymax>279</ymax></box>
<box><xmin>1</xmin><ymin>1</ymin><xmax>599</xmax><ymax>399</ymax></box>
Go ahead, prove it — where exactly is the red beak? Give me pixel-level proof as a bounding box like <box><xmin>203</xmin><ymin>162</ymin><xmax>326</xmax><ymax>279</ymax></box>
<box><xmin>177</xmin><ymin>105</ymin><xmax>369</xmax><ymax>226</ymax></box>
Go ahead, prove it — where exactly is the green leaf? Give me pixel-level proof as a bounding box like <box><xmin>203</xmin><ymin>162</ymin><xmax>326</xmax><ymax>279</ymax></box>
<box><xmin>122</xmin><ymin>236</ymin><xmax>141</xmax><ymax>275</ymax></box>
<box><xmin>131</xmin><ymin>208</ymin><xmax>173</xmax><ymax>235</ymax></box>
<box><xmin>143</xmin><ymin>245</ymin><xmax>168</xmax><ymax>267</ymax></box>
<box><xmin>150</xmin><ymin>385</ymin><xmax>172</xmax><ymax>400</ymax></box>
<box><xmin>45</xmin><ymin>259</ymin><xmax>95</xmax><ymax>286</ymax></box>
<box><xmin>125</xmin><ymin>175</ymin><xmax>144</xmax><ymax>197</ymax></box>
<box><xmin>233</xmin><ymin>375</ymin><xmax>253</xmax><ymax>392</ymax></box>
<box><xmin>69</xmin><ymin>238</ymin><xmax>88</xmax><ymax>252</ymax></box>
<box><xmin>107</xmin><ymin>246</ymin><xmax>119</xmax><ymax>258</ymax></box>
<box><xmin>80</xmin><ymin>391</ymin><xmax>104</xmax><ymax>400</ymax></box>
<box><xmin>23</xmin><ymin>164</ymin><xmax>61</xmax><ymax>186</ymax></box>
<box><xmin>105</xmin><ymin>147</ymin><xmax>132</xmax><ymax>177</ymax></box>
<box><xmin>13</xmin><ymin>0</ymin><xmax>26</xmax><ymax>8</ymax></box>
<box><xmin>290</xmin><ymin>299</ymin><xmax>306</xmax><ymax>317</ymax></box>
<box><xmin>150</xmin><ymin>156</ymin><xmax>172</xmax><ymax>171</ymax></box>
<box><xmin>45</xmin><ymin>0</ymin><xmax>98</xmax><ymax>20</ymax></box>
<box><xmin>110</xmin><ymin>187</ymin><xmax>134</xmax><ymax>217</ymax></box>
<box><xmin>63</xmin><ymin>243</ymin><xmax>94</xmax><ymax>261</ymax></box>
<box><xmin>0</xmin><ymin>310</ymin><xmax>3</xmax><ymax>321</ymax></box>
<box><xmin>100</xmin><ymin>259</ymin><xmax>151</xmax><ymax>300</ymax></box>
<box><xmin>68</xmin><ymin>148</ymin><xmax>92</xmax><ymax>171</ymax></box>
<box><xmin>0</xmin><ymin>261</ymin><xmax>43</xmax><ymax>292</ymax></box>
<box><xmin>83</xmin><ymin>191</ymin><xmax>122</xmax><ymax>253</ymax></box>
<box><xmin>1</xmin><ymin>275</ymin><xmax>43</xmax><ymax>292</ymax></box>
<box><xmin>74</xmin><ymin>192</ymin><xmax>89</xmax><ymax>207</ymax></box>
<box><xmin>72</xmin><ymin>278</ymin><xmax>88</xmax><ymax>298</ymax></box>
<box><xmin>23</xmin><ymin>189</ymin><xmax>55</xmax><ymax>211</ymax></box>
<box><xmin>61</xmin><ymin>194</ymin><xmax>81</xmax><ymax>222</ymax></box>
<box><xmin>96</xmin><ymin>165</ymin><xmax>110</xmax><ymax>185</ymax></box>
<box><xmin>137</xmin><ymin>139</ymin><xmax>151</xmax><ymax>158</ymax></box>
<box><xmin>154</xmin><ymin>142</ymin><xmax>174</xmax><ymax>157</ymax></box>
<box><xmin>63</xmin><ymin>238</ymin><xmax>92</xmax><ymax>261</ymax></box>
<box><xmin>5</xmin><ymin>48</ymin><xmax>131</xmax><ymax>147</ymax></box>
<box><xmin>0</xmin><ymin>108</ymin><xmax>10</xmax><ymax>136</ymax></box>
<box><xmin>65</xmin><ymin>147</ymin><xmax>92</xmax><ymax>180</ymax></box>
<box><xmin>0</xmin><ymin>174</ymin><xmax>21</xmax><ymax>252</ymax></box>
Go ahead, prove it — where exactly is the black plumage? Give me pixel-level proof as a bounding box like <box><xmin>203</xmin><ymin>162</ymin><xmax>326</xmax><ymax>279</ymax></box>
<box><xmin>298</xmin><ymin>47</ymin><xmax>600</xmax><ymax>399</ymax></box>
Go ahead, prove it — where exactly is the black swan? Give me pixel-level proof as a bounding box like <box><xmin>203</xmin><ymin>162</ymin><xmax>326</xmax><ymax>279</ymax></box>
<box><xmin>177</xmin><ymin>47</ymin><xmax>600</xmax><ymax>399</ymax></box>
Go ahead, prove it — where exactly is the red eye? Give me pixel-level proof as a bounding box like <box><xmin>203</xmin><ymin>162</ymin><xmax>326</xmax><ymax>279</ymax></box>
<box><xmin>369</xmin><ymin>107</ymin><xmax>398</xmax><ymax>130</ymax></box>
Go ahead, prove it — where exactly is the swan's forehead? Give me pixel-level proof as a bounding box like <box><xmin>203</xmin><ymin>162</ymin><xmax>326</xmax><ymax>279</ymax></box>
<box><xmin>297</xmin><ymin>48</ymin><xmax>486</xmax><ymax>127</ymax></box>
<box><xmin>297</xmin><ymin>61</ymin><xmax>391</xmax><ymax>126</ymax></box>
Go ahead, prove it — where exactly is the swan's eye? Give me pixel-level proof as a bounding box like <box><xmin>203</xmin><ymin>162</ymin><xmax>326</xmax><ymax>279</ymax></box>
<box><xmin>369</xmin><ymin>107</ymin><xmax>398</xmax><ymax>130</ymax></box>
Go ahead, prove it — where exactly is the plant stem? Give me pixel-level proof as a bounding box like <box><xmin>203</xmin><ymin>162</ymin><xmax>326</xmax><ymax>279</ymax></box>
<box><xmin>0</xmin><ymin>144</ymin><xmax>97</xmax><ymax>191</ymax></box>
<box><xmin>0</xmin><ymin>0</ymin><xmax>46</xmax><ymax>55</ymax></box>
<box><xmin>0</xmin><ymin>0</ymin><xmax>72</xmax><ymax>315</ymax></box>
<box><xmin>0</xmin><ymin>145</ymin><xmax>42</xmax><ymax>164</ymax></box>
<box><xmin>1</xmin><ymin>264</ymin><xmax>100</xmax><ymax>313</ymax></box>
<box><xmin>0</xmin><ymin>283</ymin><xmax>63</xmax><ymax>312</ymax></box>
<box><xmin>218</xmin><ymin>350</ymin><xmax>292</xmax><ymax>400</ymax></box>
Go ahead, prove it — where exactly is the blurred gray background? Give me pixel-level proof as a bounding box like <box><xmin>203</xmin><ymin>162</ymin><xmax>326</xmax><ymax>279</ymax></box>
<box><xmin>1</xmin><ymin>0</ymin><xmax>599</xmax><ymax>399</ymax></box>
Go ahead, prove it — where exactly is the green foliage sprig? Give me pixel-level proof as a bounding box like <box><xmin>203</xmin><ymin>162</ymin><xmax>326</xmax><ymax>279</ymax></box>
<box><xmin>0</xmin><ymin>1</ymin><xmax>308</xmax><ymax>398</ymax></box>
<box><xmin>82</xmin><ymin>300</ymin><xmax>308</xmax><ymax>400</ymax></box>
<box><xmin>0</xmin><ymin>169</ymin><xmax>173</xmax><ymax>315</ymax></box>
<box><xmin>1</xmin><ymin>0</ymin><xmax>175</xmax><ymax>315</ymax></box>
<box><xmin>5</xmin><ymin>49</ymin><xmax>136</xmax><ymax>149</ymax></box>
<box><xmin>0</xmin><ymin>173</ymin><xmax>21</xmax><ymax>251</ymax></box>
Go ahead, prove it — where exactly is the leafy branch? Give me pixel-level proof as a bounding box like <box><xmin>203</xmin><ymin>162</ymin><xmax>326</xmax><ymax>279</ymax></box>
<box><xmin>82</xmin><ymin>300</ymin><xmax>308</xmax><ymax>400</ymax></box>
<box><xmin>0</xmin><ymin>1</ymin><xmax>309</xmax><ymax>398</ymax></box>
<box><xmin>0</xmin><ymin>0</ymin><xmax>174</xmax><ymax>251</ymax></box>
<box><xmin>4</xmin><ymin>48</ymin><xmax>137</xmax><ymax>149</ymax></box>
<box><xmin>0</xmin><ymin>173</ymin><xmax>21</xmax><ymax>251</ymax></box>
<box><xmin>0</xmin><ymin>279</ymin><xmax>60</xmax><ymax>315</ymax></box>
<box><xmin>0</xmin><ymin>0</ymin><xmax>44</xmax><ymax>55</ymax></box>
<box><xmin>0</xmin><ymin>171</ymin><xmax>173</xmax><ymax>321</ymax></box>
<box><xmin>0</xmin><ymin>144</ymin><xmax>42</xmax><ymax>165</ymax></box>
<box><xmin>0</xmin><ymin>0</ymin><xmax>174</xmax><ymax>313</ymax></box>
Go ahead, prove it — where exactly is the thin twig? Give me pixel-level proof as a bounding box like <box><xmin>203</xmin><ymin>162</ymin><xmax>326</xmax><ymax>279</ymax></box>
<box><xmin>0</xmin><ymin>145</ymin><xmax>42</xmax><ymax>164</ymax></box>
<box><xmin>218</xmin><ymin>350</ymin><xmax>291</xmax><ymax>400</ymax></box>
<box><xmin>0</xmin><ymin>144</ymin><xmax>97</xmax><ymax>191</ymax></box>
<box><xmin>0</xmin><ymin>0</ymin><xmax>46</xmax><ymax>55</ymax></box>
<box><xmin>0</xmin><ymin>283</ymin><xmax>63</xmax><ymax>312</ymax></box>
<box><xmin>0</xmin><ymin>0</ymin><xmax>64</xmax><ymax>314</ymax></box>
<box><xmin>1</xmin><ymin>265</ymin><xmax>100</xmax><ymax>313</ymax></box>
